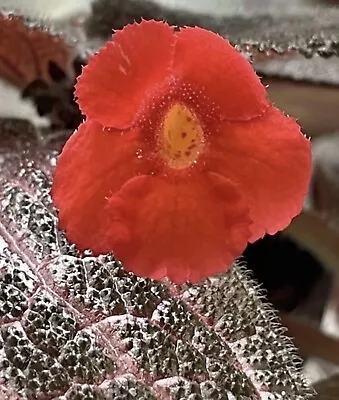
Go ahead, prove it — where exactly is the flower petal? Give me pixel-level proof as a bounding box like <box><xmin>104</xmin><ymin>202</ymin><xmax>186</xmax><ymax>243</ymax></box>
<box><xmin>75</xmin><ymin>20</ymin><xmax>174</xmax><ymax>128</ymax></box>
<box><xmin>99</xmin><ymin>172</ymin><xmax>252</xmax><ymax>283</ymax></box>
<box><xmin>207</xmin><ymin>106</ymin><xmax>312</xmax><ymax>241</ymax></box>
<box><xmin>51</xmin><ymin>119</ymin><xmax>154</xmax><ymax>252</ymax></box>
<box><xmin>173</xmin><ymin>26</ymin><xmax>269</xmax><ymax>121</ymax></box>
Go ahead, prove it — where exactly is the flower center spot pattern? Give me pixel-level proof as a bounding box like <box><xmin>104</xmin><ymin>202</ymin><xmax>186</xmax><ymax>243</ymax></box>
<box><xmin>159</xmin><ymin>103</ymin><xmax>204</xmax><ymax>169</ymax></box>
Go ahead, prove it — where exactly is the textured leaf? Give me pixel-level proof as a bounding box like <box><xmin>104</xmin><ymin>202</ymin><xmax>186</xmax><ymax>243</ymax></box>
<box><xmin>0</xmin><ymin>122</ymin><xmax>315</xmax><ymax>399</ymax></box>
<box><xmin>86</xmin><ymin>0</ymin><xmax>339</xmax><ymax>59</ymax></box>
<box><xmin>0</xmin><ymin>4</ymin><xmax>318</xmax><ymax>398</ymax></box>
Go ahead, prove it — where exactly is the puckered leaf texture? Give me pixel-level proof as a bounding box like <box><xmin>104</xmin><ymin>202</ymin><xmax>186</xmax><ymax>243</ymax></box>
<box><xmin>86</xmin><ymin>0</ymin><xmax>339</xmax><ymax>59</ymax></box>
<box><xmin>0</xmin><ymin>124</ymin><xmax>315</xmax><ymax>399</ymax></box>
<box><xmin>0</xmin><ymin>2</ymin><xmax>320</xmax><ymax>399</ymax></box>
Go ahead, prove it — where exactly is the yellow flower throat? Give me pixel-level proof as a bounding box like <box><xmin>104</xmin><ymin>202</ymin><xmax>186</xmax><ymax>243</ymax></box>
<box><xmin>159</xmin><ymin>103</ymin><xmax>205</xmax><ymax>169</ymax></box>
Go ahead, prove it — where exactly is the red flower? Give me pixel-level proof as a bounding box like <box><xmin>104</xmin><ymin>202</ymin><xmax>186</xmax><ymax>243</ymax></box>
<box><xmin>52</xmin><ymin>20</ymin><xmax>311</xmax><ymax>283</ymax></box>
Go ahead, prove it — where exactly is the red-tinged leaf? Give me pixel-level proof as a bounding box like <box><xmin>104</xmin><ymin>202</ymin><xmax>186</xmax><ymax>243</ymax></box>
<box><xmin>0</xmin><ymin>12</ymin><xmax>82</xmax><ymax>130</ymax></box>
<box><xmin>0</xmin><ymin>13</ymin><xmax>72</xmax><ymax>88</ymax></box>
<box><xmin>0</xmin><ymin>121</ymin><xmax>315</xmax><ymax>399</ymax></box>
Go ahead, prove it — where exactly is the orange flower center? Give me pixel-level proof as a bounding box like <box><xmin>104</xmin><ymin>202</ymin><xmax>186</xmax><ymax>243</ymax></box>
<box><xmin>159</xmin><ymin>103</ymin><xmax>205</xmax><ymax>169</ymax></box>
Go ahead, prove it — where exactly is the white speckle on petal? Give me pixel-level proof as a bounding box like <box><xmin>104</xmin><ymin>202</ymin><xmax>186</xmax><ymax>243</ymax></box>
<box><xmin>118</xmin><ymin>46</ymin><xmax>131</xmax><ymax>66</ymax></box>
<box><xmin>119</xmin><ymin>65</ymin><xmax>128</xmax><ymax>75</ymax></box>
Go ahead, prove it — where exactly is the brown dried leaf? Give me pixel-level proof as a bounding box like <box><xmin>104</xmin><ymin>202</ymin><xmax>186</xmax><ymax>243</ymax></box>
<box><xmin>0</xmin><ymin>12</ymin><xmax>73</xmax><ymax>88</ymax></box>
<box><xmin>0</xmin><ymin>13</ymin><xmax>83</xmax><ymax>130</ymax></box>
<box><xmin>314</xmin><ymin>374</ymin><xmax>339</xmax><ymax>399</ymax></box>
